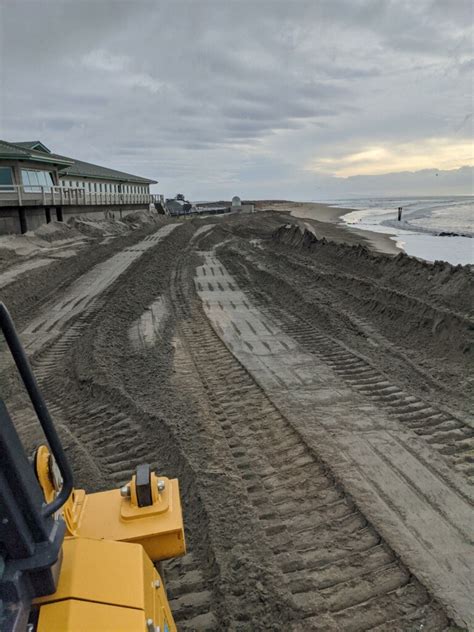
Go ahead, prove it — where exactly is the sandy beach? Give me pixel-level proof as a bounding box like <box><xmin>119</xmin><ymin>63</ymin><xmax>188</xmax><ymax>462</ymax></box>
<box><xmin>1</xmin><ymin>210</ymin><xmax>471</xmax><ymax>630</ymax></box>
<box><xmin>256</xmin><ymin>201</ymin><xmax>401</xmax><ymax>255</ymax></box>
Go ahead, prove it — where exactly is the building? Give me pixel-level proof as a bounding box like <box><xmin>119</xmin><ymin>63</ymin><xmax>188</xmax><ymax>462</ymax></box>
<box><xmin>0</xmin><ymin>140</ymin><xmax>163</xmax><ymax>234</ymax></box>
<box><xmin>165</xmin><ymin>197</ymin><xmax>192</xmax><ymax>216</ymax></box>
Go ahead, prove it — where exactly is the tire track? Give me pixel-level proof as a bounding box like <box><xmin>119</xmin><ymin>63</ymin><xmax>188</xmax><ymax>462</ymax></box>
<box><xmin>225</xmin><ymin>251</ymin><xmax>474</xmax><ymax>483</ymax></box>
<box><xmin>31</xmin><ymin>333</ymin><xmax>220</xmax><ymax>630</ymax></box>
<box><xmin>168</xmin><ymin>250</ymin><xmax>453</xmax><ymax>631</ymax></box>
<box><xmin>2</xmin><ymin>223</ymin><xmax>221</xmax><ymax>631</ymax></box>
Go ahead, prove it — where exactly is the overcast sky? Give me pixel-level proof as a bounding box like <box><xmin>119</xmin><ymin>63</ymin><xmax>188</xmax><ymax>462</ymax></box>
<box><xmin>0</xmin><ymin>0</ymin><xmax>472</xmax><ymax>199</ymax></box>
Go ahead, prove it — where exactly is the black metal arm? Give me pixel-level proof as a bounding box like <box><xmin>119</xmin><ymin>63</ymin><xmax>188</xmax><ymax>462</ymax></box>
<box><xmin>0</xmin><ymin>302</ymin><xmax>73</xmax><ymax>517</ymax></box>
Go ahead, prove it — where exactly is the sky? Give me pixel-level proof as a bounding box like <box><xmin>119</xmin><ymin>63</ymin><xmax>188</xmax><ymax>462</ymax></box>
<box><xmin>0</xmin><ymin>0</ymin><xmax>473</xmax><ymax>200</ymax></box>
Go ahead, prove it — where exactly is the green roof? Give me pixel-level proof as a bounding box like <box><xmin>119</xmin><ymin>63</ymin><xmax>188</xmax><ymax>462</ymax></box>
<box><xmin>0</xmin><ymin>139</ymin><xmax>73</xmax><ymax>167</ymax></box>
<box><xmin>1</xmin><ymin>140</ymin><xmax>157</xmax><ymax>184</ymax></box>
<box><xmin>13</xmin><ymin>141</ymin><xmax>52</xmax><ymax>153</ymax></box>
<box><xmin>57</xmin><ymin>156</ymin><xmax>157</xmax><ymax>184</ymax></box>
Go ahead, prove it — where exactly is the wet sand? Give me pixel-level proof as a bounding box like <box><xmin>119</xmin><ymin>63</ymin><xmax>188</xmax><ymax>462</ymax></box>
<box><xmin>257</xmin><ymin>201</ymin><xmax>401</xmax><ymax>256</ymax></box>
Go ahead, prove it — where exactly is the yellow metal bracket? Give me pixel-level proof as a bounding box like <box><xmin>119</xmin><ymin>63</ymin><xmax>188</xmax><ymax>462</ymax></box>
<box><xmin>33</xmin><ymin>447</ymin><xmax>185</xmax><ymax>631</ymax></box>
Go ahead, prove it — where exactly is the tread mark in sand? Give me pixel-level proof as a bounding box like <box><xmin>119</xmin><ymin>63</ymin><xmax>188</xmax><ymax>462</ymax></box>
<box><xmin>167</xmin><ymin>253</ymin><xmax>452</xmax><ymax>631</ymax></box>
<box><xmin>229</xmin><ymin>256</ymin><xmax>474</xmax><ymax>483</ymax></box>
<box><xmin>3</xmin><ymin>227</ymin><xmax>217</xmax><ymax>631</ymax></box>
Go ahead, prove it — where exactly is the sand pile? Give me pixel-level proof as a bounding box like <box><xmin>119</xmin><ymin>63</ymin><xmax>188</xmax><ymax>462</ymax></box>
<box><xmin>71</xmin><ymin>217</ymin><xmax>130</xmax><ymax>238</ymax></box>
<box><xmin>28</xmin><ymin>220</ymin><xmax>83</xmax><ymax>242</ymax></box>
<box><xmin>0</xmin><ymin>221</ymin><xmax>87</xmax><ymax>263</ymax></box>
<box><xmin>122</xmin><ymin>209</ymin><xmax>164</xmax><ymax>227</ymax></box>
<box><xmin>72</xmin><ymin>209</ymin><xmax>164</xmax><ymax>238</ymax></box>
<box><xmin>274</xmin><ymin>223</ymin><xmax>473</xmax><ymax>308</ymax></box>
<box><xmin>272</xmin><ymin>223</ymin><xmax>473</xmax><ymax>359</ymax></box>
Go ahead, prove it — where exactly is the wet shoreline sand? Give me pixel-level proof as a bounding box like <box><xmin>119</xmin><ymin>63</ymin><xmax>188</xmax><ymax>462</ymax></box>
<box><xmin>256</xmin><ymin>201</ymin><xmax>401</xmax><ymax>256</ymax></box>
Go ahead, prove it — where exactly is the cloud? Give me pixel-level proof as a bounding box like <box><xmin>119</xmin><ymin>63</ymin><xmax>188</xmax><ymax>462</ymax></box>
<box><xmin>307</xmin><ymin>138</ymin><xmax>474</xmax><ymax>176</ymax></box>
<box><xmin>0</xmin><ymin>0</ymin><xmax>472</xmax><ymax>198</ymax></box>
<box><xmin>81</xmin><ymin>48</ymin><xmax>163</xmax><ymax>94</ymax></box>
<box><xmin>82</xmin><ymin>49</ymin><xmax>129</xmax><ymax>72</ymax></box>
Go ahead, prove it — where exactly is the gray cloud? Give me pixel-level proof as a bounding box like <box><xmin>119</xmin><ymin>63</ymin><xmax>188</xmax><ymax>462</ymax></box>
<box><xmin>0</xmin><ymin>0</ymin><xmax>472</xmax><ymax>199</ymax></box>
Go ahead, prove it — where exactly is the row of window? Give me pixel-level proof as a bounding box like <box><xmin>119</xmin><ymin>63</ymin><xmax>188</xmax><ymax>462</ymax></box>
<box><xmin>0</xmin><ymin>167</ymin><xmax>51</xmax><ymax>192</ymax></box>
<box><xmin>61</xmin><ymin>180</ymin><xmax>148</xmax><ymax>194</ymax></box>
<box><xmin>0</xmin><ymin>167</ymin><xmax>150</xmax><ymax>196</ymax></box>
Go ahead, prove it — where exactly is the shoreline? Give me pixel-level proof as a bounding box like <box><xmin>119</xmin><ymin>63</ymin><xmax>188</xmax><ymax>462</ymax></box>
<box><xmin>256</xmin><ymin>201</ymin><xmax>401</xmax><ymax>256</ymax></box>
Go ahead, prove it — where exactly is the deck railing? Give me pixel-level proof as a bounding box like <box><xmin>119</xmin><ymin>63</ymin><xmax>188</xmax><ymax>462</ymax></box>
<box><xmin>0</xmin><ymin>185</ymin><xmax>163</xmax><ymax>208</ymax></box>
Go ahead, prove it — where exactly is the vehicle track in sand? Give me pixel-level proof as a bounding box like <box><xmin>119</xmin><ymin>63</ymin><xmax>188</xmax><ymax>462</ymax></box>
<box><xmin>219</xmin><ymin>243</ymin><xmax>474</xmax><ymax>482</ymax></box>
<box><xmin>1</xmin><ymin>216</ymin><xmax>470</xmax><ymax>630</ymax></box>
<box><xmin>1</xmin><ymin>223</ymin><xmax>224</xmax><ymax>630</ymax></box>
<box><xmin>190</xmin><ymin>242</ymin><xmax>471</xmax><ymax>628</ymax></box>
<box><xmin>221</xmin><ymin>221</ymin><xmax>472</xmax><ymax>414</ymax></box>
<box><xmin>166</xmin><ymin>235</ymin><xmax>459</xmax><ymax>630</ymax></box>
<box><xmin>5</xmin><ymin>222</ymin><xmax>297</xmax><ymax>630</ymax></box>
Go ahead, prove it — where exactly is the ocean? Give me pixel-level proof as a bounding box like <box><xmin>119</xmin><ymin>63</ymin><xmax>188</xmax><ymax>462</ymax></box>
<box><xmin>325</xmin><ymin>196</ymin><xmax>473</xmax><ymax>266</ymax></box>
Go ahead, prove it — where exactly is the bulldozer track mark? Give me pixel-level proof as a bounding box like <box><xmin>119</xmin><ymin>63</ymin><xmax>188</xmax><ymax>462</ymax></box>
<box><xmin>35</xmin><ymin>338</ymin><xmax>220</xmax><ymax>630</ymax></box>
<box><xmin>191</xmin><ymin>250</ymin><xmax>472</xmax><ymax>629</ymax></box>
<box><xmin>2</xmin><ymin>217</ymin><xmax>469</xmax><ymax>631</ymax></box>
<box><xmin>2</xmin><ymin>224</ymin><xmax>222</xmax><ymax>631</ymax></box>
<box><xmin>268</xmin><ymin>317</ymin><xmax>474</xmax><ymax>482</ymax></box>
<box><xmin>225</xmin><ymin>251</ymin><xmax>474</xmax><ymax>482</ymax></box>
<box><xmin>0</xmin><ymin>224</ymin><xmax>181</xmax><ymax>369</ymax></box>
<box><xmin>31</xmin><ymin>340</ymin><xmax>220</xmax><ymax>631</ymax></box>
<box><xmin>164</xmin><ymin>247</ymin><xmax>455</xmax><ymax>630</ymax></box>
<box><xmin>166</xmin><ymin>555</ymin><xmax>218</xmax><ymax>631</ymax></box>
<box><xmin>235</xmin><ymin>241</ymin><xmax>471</xmax><ymax>414</ymax></box>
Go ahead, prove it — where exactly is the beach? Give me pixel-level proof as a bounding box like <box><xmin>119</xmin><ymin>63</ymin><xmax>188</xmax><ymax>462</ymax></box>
<box><xmin>256</xmin><ymin>200</ymin><xmax>401</xmax><ymax>255</ymax></box>
<box><xmin>333</xmin><ymin>196</ymin><xmax>473</xmax><ymax>265</ymax></box>
<box><xmin>1</xmin><ymin>209</ymin><xmax>472</xmax><ymax>629</ymax></box>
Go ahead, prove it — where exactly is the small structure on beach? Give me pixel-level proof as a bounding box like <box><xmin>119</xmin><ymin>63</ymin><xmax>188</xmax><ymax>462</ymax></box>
<box><xmin>231</xmin><ymin>195</ymin><xmax>254</xmax><ymax>214</ymax></box>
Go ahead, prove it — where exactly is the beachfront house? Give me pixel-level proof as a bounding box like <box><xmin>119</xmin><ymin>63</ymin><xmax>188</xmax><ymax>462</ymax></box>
<box><xmin>0</xmin><ymin>140</ymin><xmax>163</xmax><ymax>234</ymax></box>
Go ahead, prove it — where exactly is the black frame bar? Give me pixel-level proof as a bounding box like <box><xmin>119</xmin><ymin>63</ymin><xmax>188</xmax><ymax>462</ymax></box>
<box><xmin>0</xmin><ymin>302</ymin><xmax>73</xmax><ymax>516</ymax></box>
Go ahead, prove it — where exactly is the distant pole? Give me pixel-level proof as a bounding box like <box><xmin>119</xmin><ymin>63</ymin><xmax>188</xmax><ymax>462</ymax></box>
<box><xmin>397</xmin><ymin>206</ymin><xmax>403</xmax><ymax>221</ymax></box>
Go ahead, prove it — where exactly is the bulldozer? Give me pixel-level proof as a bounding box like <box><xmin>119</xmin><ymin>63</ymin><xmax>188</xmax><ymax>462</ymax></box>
<box><xmin>0</xmin><ymin>302</ymin><xmax>186</xmax><ymax>631</ymax></box>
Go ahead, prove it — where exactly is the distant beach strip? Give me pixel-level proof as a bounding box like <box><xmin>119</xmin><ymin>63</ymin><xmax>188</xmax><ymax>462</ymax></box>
<box><xmin>270</xmin><ymin>197</ymin><xmax>473</xmax><ymax>266</ymax></box>
<box><xmin>334</xmin><ymin>197</ymin><xmax>473</xmax><ymax>266</ymax></box>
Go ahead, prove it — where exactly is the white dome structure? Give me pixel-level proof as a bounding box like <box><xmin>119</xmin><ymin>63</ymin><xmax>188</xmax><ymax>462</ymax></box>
<box><xmin>231</xmin><ymin>195</ymin><xmax>242</xmax><ymax>208</ymax></box>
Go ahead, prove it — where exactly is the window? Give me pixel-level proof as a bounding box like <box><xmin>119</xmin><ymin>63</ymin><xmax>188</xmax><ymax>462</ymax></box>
<box><xmin>21</xmin><ymin>169</ymin><xmax>54</xmax><ymax>192</ymax></box>
<box><xmin>0</xmin><ymin>167</ymin><xmax>14</xmax><ymax>191</ymax></box>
